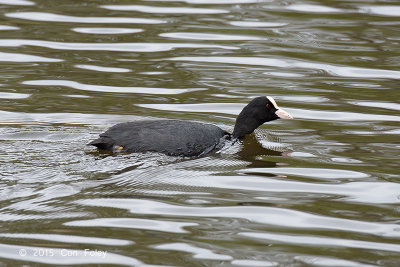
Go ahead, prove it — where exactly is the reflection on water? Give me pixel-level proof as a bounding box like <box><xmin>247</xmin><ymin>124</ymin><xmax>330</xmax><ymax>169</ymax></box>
<box><xmin>0</xmin><ymin>39</ymin><xmax>237</xmax><ymax>52</ymax></box>
<box><xmin>5</xmin><ymin>12</ymin><xmax>166</xmax><ymax>24</ymax></box>
<box><xmin>23</xmin><ymin>80</ymin><xmax>204</xmax><ymax>94</ymax></box>
<box><xmin>1</xmin><ymin>0</ymin><xmax>400</xmax><ymax>266</ymax></box>
<box><xmin>0</xmin><ymin>51</ymin><xmax>62</xmax><ymax>62</ymax></box>
<box><xmin>101</xmin><ymin>4</ymin><xmax>229</xmax><ymax>14</ymax></box>
<box><xmin>168</xmin><ymin>56</ymin><xmax>400</xmax><ymax>79</ymax></box>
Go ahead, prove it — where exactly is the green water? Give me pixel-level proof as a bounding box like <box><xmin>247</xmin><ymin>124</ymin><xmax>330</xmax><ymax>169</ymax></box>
<box><xmin>0</xmin><ymin>0</ymin><xmax>399</xmax><ymax>266</ymax></box>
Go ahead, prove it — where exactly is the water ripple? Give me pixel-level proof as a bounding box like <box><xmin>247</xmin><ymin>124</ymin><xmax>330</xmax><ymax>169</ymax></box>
<box><xmin>72</xmin><ymin>27</ymin><xmax>143</xmax><ymax>34</ymax></box>
<box><xmin>160</xmin><ymin>32</ymin><xmax>264</xmax><ymax>40</ymax></box>
<box><xmin>242</xmin><ymin>167</ymin><xmax>368</xmax><ymax>179</ymax></box>
<box><xmin>0</xmin><ymin>39</ymin><xmax>238</xmax><ymax>52</ymax></box>
<box><xmin>359</xmin><ymin>6</ymin><xmax>400</xmax><ymax>17</ymax></box>
<box><xmin>6</xmin><ymin>12</ymin><xmax>165</xmax><ymax>24</ymax></box>
<box><xmin>0</xmin><ymin>0</ymin><xmax>34</xmax><ymax>5</ymax></box>
<box><xmin>77</xmin><ymin>198</ymin><xmax>400</xmax><ymax>237</ymax></box>
<box><xmin>149</xmin><ymin>175</ymin><xmax>400</xmax><ymax>204</ymax></box>
<box><xmin>0</xmin><ymin>243</ymin><xmax>141</xmax><ymax>266</ymax></box>
<box><xmin>240</xmin><ymin>232</ymin><xmax>400</xmax><ymax>253</ymax></box>
<box><xmin>65</xmin><ymin>218</ymin><xmax>197</xmax><ymax>233</ymax></box>
<box><xmin>296</xmin><ymin>256</ymin><xmax>376</xmax><ymax>267</ymax></box>
<box><xmin>349</xmin><ymin>101</ymin><xmax>400</xmax><ymax>111</ymax></box>
<box><xmin>74</xmin><ymin>64</ymin><xmax>131</xmax><ymax>73</ymax></box>
<box><xmin>23</xmin><ymin>80</ymin><xmax>204</xmax><ymax>95</ymax></box>
<box><xmin>285</xmin><ymin>4</ymin><xmax>344</xmax><ymax>13</ymax></box>
<box><xmin>168</xmin><ymin>56</ymin><xmax>400</xmax><ymax>79</ymax></box>
<box><xmin>102</xmin><ymin>5</ymin><xmax>228</xmax><ymax>14</ymax></box>
<box><xmin>1</xmin><ymin>0</ymin><xmax>399</xmax><ymax>265</ymax></box>
<box><xmin>0</xmin><ymin>52</ymin><xmax>62</xmax><ymax>62</ymax></box>
<box><xmin>153</xmin><ymin>0</ymin><xmax>266</xmax><ymax>4</ymax></box>
<box><xmin>153</xmin><ymin>243</ymin><xmax>233</xmax><ymax>260</ymax></box>
<box><xmin>0</xmin><ymin>233</ymin><xmax>133</xmax><ymax>246</ymax></box>
<box><xmin>0</xmin><ymin>25</ymin><xmax>20</xmax><ymax>30</ymax></box>
<box><xmin>286</xmin><ymin>107</ymin><xmax>400</xmax><ymax>122</ymax></box>
<box><xmin>231</xmin><ymin>259</ymin><xmax>277</xmax><ymax>267</ymax></box>
<box><xmin>137</xmin><ymin>103</ymin><xmax>400</xmax><ymax>122</ymax></box>
<box><xmin>229</xmin><ymin>21</ymin><xmax>288</xmax><ymax>27</ymax></box>
<box><xmin>137</xmin><ymin>102</ymin><xmax>244</xmax><ymax>115</ymax></box>
<box><xmin>0</xmin><ymin>92</ymin><xmax>30</xmax><ymax>99</ymax></box>
<box><xmin>0</xmin><ymin>110</ymin><xmax>139</xmax><ymax>125</ymax></box>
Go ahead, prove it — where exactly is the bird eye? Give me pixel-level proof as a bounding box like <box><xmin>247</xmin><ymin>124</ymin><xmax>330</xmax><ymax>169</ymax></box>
<box><xmin>266</xmin><ymin>104</ymin><xmax>270</xmax><ymax>109</ymax></box>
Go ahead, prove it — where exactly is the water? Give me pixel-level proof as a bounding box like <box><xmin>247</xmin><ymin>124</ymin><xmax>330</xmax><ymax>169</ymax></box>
<box><xmin>0</xmin><ymin>0</ymin><xmax>399</xmax><ymax>266</ymax></box>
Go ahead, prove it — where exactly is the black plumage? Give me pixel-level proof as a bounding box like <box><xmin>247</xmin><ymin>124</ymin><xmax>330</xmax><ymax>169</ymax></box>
<box><xmin>90</xmin><ymin>120</ymin><xmax>228</xmax><ymax>156</ymax></box>
<box><xmin>89</xmin><ymin>96</ymin><xmax>293</xmax><ymax>156</ymax></box>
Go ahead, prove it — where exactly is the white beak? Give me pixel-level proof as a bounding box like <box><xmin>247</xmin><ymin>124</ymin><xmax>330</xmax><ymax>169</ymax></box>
<box><xmin>275</xmin><ymin>109</ymin><xmax>293</xmax><ymax>120</ymax></box>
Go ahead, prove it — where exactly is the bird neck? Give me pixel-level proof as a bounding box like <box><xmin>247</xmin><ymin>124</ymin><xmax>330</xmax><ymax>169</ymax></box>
<box><xmin>232</xmin><ymin>113</ymin><xmax>262</xmax><ymax>139</ymax></box>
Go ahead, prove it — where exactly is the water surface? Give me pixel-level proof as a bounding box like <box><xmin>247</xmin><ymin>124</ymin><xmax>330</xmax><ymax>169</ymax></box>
<box><xmin>0</xmin><ymin>0</ymin><xmax>399</xmax><ymax>266</ymax></box>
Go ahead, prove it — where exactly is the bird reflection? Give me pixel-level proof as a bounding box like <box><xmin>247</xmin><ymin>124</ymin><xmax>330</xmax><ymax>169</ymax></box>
<box><xmin>89</xmin><ymin>132</ymin><xmax>290</xmax><ymax>175</ymax></box>
<box><xmin>235</xmin><ymin>133</ymin><xmax>288</xmax><ymax>168</ymax></box>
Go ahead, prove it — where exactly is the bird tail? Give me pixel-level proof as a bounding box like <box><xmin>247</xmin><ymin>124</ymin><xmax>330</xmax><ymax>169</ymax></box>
<box><xmin>88</xmin><ymin>137</ymin><xmax>115</xmax><ymax>151</ymax></box>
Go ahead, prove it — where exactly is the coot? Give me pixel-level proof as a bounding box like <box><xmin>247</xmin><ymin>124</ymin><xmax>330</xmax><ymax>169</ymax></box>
<box><xmin>89</xmin><ymin>96</ymin><xmax>293</xmax><ymax>156</ymax></box>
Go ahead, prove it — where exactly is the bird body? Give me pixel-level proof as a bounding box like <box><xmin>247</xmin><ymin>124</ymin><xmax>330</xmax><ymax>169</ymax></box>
<box><xmin>90</xmin><ymin>120</ymin><xmax>228</xmax><ymax>157</ymax></box>
<box><xmin>89</xmin><ymin>96</ymin><xmax>293</xmax><ymax>156</ymax></box>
